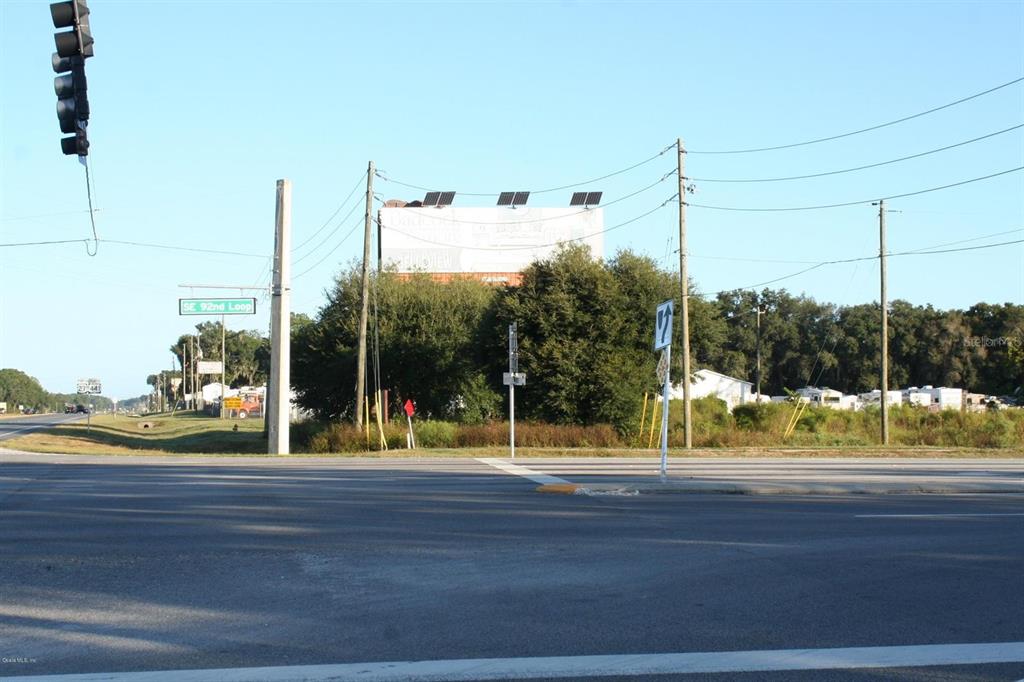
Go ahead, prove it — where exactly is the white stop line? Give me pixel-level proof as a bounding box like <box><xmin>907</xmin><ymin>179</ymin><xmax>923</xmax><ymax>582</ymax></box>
<box><xmin>5</xmin><ymin>641</ymin><xmax>1024</xmax><ymax>681</ymax></box>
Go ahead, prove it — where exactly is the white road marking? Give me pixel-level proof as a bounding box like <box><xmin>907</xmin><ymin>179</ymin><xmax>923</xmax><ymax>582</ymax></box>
<box><xmin>6</xmin><ymin>642</ymin><xmax>1024</xmax><ymax>681</ymax></box>
<box><xmin>856</xmin><ymin>513</ymin><xmax>1024</xmax><ymax>518</ymax></box>
<box><xmin>0</xmin><ymin>415</ymin><xmax>80</xmax><ymax>439</ymax></box>
<box><xmin>476</xmin><ymin>457</ymin><xmax>571</xmax><ymax>486</ymax></box>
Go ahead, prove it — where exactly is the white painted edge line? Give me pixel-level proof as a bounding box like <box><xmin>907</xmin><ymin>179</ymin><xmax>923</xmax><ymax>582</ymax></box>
<box><xmin>0</xmin><ymin>415</ymin><xmax>81</xmax><ymax>440</ymax></box>
<box><xmin>475</xmin><ymin>457</ymin><xmax>571</xmax><ymax>486</ymax></box>
<box><xmin>5</xmin><ymin>642</ymin><xmax>1024</xmax><ymax>681</ymax></box>
<box><xmin>856</xmin><ymin>513</ymin><xmax>1024</xmax><ymax>518</ymax></box>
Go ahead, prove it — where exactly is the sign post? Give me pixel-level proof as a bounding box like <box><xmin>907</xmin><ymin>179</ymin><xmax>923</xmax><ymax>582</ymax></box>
<box><xmin>502</xmin><ymin>323</ymin><xmax>526</xmax><ymax>459</ymax></box>
<box><xmin>76</xmin><ymin>378</ymin><xmax>101</xmax><ymax>433</ymax></box>
<box><xmin>654</xmin><ymin>300</ymin><xmax>674</xmax><ymax>479</ymax></box>
<box><xmin>404</xmin><ymin>399</ymin><xmax>416</xmax><ymax>449</ymax></box>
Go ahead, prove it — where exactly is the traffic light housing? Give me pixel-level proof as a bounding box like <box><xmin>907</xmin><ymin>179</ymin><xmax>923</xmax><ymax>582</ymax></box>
<box><xmin>50</xmin><ymin>1</ymin><xmax>93</xmax><ymax>157</ymax></box>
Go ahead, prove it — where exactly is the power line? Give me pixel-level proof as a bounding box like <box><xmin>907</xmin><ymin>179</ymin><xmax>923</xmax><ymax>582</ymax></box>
<box><xmin>100</xmin><ymin>239</ymin><xmax>266</xmax><ymax>258</ymax></box>
<box><xmin>688</xmin><ymin>228</ymin><xmax>1024</xmax><ymax>264</ymax></box>
<box><xmin>901</xmin><ymin>228</ymin><xmax>1024</xmax><ymax>253</ymax></box>
<box><xmin>687</xmin><ymin>76</ymin><xmax>1024</xmax><ymax>154</ymax></box>
<box><xmin>0</xmin><ymin>208</ymin><xmax>102</xmax><ymax>222</ymax></box>
<box><xmin>293</xmin><ymin>217</ymin><xmax>365</xmax><ymax>280</ymax></box>
<box><xmin>687</xmin><ymin>123</ymin><xmax>1024</xmax><ymax>183</ymax></box>
<box><xmin>0</xmin><ymin>238</ymin><xmax>90</xmax><ymax>248</ymax></box>
<box><xmin>686</xmin><ymin>166</ymin><xmax>1024</xmax><ymax>212</ymax></box>
<box><xmin>387</xmin><ymin>170</ymin><xmax>674</xmax><ymax>226</ymax></box>
<box><xmin>293</xmin><ymin>199</ymin><xmax>364</xmax><ymax>265</ymax></box>
<box><xmin>374</xmin><ymin>142</ymin><xmax>676</xmax><ymax>197</ymax></box>
<box><xmin>292</xmin><ymin>170</ymin><xmax>367</xmax><ymax>253</ymax></box>
<box><xmin>693</xmin><ymin>237</ymin><xmax>1024</xmax><ymax>298</ymax></box>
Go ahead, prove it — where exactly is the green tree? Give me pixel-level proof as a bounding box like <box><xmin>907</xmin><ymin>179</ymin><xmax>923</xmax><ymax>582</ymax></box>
<box><xmin>0</xmin><ymin>369</ymin><xmax>49</xmax><ymax>410</ymax></box>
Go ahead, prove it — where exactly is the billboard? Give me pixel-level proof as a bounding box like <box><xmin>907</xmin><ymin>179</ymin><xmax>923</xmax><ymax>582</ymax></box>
<box><xmin>379</xmin><ymin>206</ymin><xmax>604</xmax><ymax>274</ymax></box>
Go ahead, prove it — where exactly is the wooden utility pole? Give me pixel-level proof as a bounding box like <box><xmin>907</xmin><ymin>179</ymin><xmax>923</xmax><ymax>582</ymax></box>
<box><xmin>355</xmin><ymin>162</ymin><xmax>374</xmax><ymax>427</ymax></box>
<box><xmin>269</xmin><ymin>179</ymin><xmax>292</xmax><ymax>454</ymax></box>
<box><xmin>676</xmin><ymin>138</ymin><xmax>692</xmax><ymax>449</ymax></box>
<box><xmin>878</xmin><ymin>199</ymin><xmax>889</xmax><ymax>445</ymax></box>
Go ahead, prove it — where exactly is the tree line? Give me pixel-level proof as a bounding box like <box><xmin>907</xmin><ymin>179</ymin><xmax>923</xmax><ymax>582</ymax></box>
<box><xmin>290</xmin><ymin>245</ymin><xmax>1023</xmax><ymax>432</ymax></box>
<box><xmin>0</xmin><ymin>369</ymin><xmax>114</xmax><ymax>412</ymax></box>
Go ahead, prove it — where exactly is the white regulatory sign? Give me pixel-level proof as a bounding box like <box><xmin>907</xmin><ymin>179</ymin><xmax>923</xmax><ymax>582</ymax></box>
<box><xmin>76</xmin><ymin>378</ymin><xmax>102</xmax><ymax>395</ymax></box>
<box><xmin>654</xmin><ymin>300</ymin><xmax>674</xmax><ymax>351</ymax></box>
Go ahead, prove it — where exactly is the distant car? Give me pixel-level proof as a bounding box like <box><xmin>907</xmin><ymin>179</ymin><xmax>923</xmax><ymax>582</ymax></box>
<box><xmin>75</xmin><ymin>404</ymin><xmax>90</xmax><ymax>414</ymax></box>
<box><xmin>64</xmin><ymin>404</ymin><xmax>76</xmax><ymax>414</ymax></box>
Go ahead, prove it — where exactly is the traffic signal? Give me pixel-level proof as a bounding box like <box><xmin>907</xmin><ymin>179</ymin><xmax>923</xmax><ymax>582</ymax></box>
<box><xmin>50</xmin><ymin>1</ymin><xmax>93</xmax><ymax>157</ymax></box>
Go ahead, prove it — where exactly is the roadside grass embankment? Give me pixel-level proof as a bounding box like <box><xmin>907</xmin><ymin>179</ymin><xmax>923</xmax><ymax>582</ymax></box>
<box><xmin>3</xmin><ymin>400</ymin><xmax>1021</xmax><ymax>457</ymax></box>
<box><xmin>2</xmin><ymin>411</ymin><xmax>267</xmax><ymax>455</ymax></box>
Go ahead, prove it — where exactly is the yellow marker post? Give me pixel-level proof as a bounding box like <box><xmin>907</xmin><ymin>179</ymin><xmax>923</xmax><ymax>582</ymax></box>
<box><xmin>638</xmin><ymin>392</ymin><xmax>649</xmax><ymax>444</ymax></box>
<box><xmin>647</xmin><ymin>395</ymin><xmax>661</xmax><ymax>449</ymax></box>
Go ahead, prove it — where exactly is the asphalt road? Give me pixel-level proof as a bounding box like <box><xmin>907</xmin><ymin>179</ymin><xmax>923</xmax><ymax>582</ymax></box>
<box><xmin>0</xmin><ymin>413</ymin><xmax>85</xmax><ymax>442</ymax></box>
<box><xmin>1</xmin><ymin>455</ymin><xmax>1022</xmax><ymax>681</ymax></box>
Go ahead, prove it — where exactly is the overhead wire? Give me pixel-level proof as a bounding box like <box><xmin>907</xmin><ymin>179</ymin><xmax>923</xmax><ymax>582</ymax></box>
<box><xmin>686</xmin><ymin>166</ymin><xmax>1024</xmax><ymax>212</ymax></box>
<box><xmin>99</xmin><ymin>239</ymin><xmax>266</xmax><ymax>258</ymax></box>
<box><xmin>374</xmin><ymin>142</ymin><xmax>676</xmax><ymax>197</ymax></box>
<box><xmin>686</xmin><ymin>123</ymin><xmax>1024</xmax><ymax>183</ymax></box>
<box><xmin>688</xmin><ymin>229</ymin><xmax>1024</xmax><ymax>265</ymax></box>
<box><xmin>686</xmin><ymin>76</ymin><xmax>1024</xmax><ymax>154</ymax></box>
<box><xmin>292</xmin><ymin>216</ymin><xmax>365</xmax><ymax>280</ymax></box>
<box><xmin>293</xmin><ymin>199</ymin><xmax>364</xmax><ymax>265</ymax></box>
<box><xmin>292</xmin><ymin>170</ymin><xmax>367</xmax><ymax>254</ymax></box>
<box><xmin>692</xmin><ymin>237</ymin><xmax>1024</xmax><ymax>299</ymax></box>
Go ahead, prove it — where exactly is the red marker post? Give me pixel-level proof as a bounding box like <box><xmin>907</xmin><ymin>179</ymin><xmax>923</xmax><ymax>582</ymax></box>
<box><xmin>404</xmin><ymin>399</ymin><xmax>416</xmax><ymax>449</ymax></box>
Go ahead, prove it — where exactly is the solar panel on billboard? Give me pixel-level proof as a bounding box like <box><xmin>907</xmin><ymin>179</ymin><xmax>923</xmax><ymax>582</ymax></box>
<box><xmin>497</xmin><ymin>192</ymin><xmax>514</xmax><ymax>206</ymax></box>
<box><xmin>569</xmin><ymin>192</ymin><xmax>587</xmax><ymax>206</ymax></box>
<box><xmin>512</xmin><ymin>191</ymin><xmax>530</xmax><ymax>206</ymax></box>
<box><xmin>423</xmin><ymin>191</ymin><xmax>440</xmax><ymax>207</ymax></box>
<box><xmin>438</xmin><ymin>191</ymin><xmax>456</xmax><ymax>206</ymax></box>
<box><xmin>585</xmin><ymin>191</ymin><xmax>603</xmax><ymax>206</ymax></box>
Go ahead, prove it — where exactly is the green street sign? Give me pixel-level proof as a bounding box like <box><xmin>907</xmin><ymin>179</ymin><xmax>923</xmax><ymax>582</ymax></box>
<box><xmin>179</xmin><ymin>298</ymin><xmax>256</xmax><ymax>316</ymax></box>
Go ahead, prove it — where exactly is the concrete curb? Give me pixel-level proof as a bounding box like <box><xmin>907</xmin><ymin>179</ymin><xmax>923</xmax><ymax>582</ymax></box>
<box><xmin>539</xmin><ymin>481</ymin><xmax>1024</xmax><ymax>496</ymax></box>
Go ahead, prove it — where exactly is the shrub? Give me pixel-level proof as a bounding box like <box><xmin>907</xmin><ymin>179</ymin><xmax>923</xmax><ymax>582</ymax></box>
<box><xmin>414</xmin><ymin>421</ymin><xmax>457</xmax><ymax>448</ymax></box>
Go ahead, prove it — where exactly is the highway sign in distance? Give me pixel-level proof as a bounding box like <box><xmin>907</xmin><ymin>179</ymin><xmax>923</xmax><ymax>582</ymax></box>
<box><xmin>654</xmin><ymin>299</ymin><xmax>673</xmax><ymax>351</ymax></box>
<box><xmin>76</xmin><ymin>378</ymin><xmax>101</xmax><ymax>394</ymax></box>
<box><xmin>179</xmin><ymin>298</ymin><xmax>256</xmax><ymax>316</ymax></box>
<box><xmin>404</xmin><ymin>399</ymin><xmax>415</xmax><ymax>417</ymax></box>
<box><xmin>223</xmin><ymin>397</ymin><xmax>243</xmax><ymax>409</ymax></box>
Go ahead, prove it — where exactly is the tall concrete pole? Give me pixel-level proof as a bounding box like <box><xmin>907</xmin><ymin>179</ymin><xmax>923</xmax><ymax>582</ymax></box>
<box><xmin>755</xmin><ymin>299</ymin><xmax>762</xmax><ymax>403</ymax></box>
<box><xmin>269</xmin><ymin>179</ymin><xmax>292</xmax><ymax>454</ymax></box>
<box><xmin>879</xmin><ymin>199</ymin><xmax>889</xmax><ymax>445</ymax></box>
<box><xmin>676</xmin><ymin>138</ymin><xmax>692</xmax><ymax>449</ymax></box>
<box><xmin>220</xmin><ymin>314</ymin><xmax>226</xmax><ymax>419</ymax></box>
<box><xmin>355</xmin><ymin>162</ymin><xmax>374</xmax><ymax>427</ymax></box>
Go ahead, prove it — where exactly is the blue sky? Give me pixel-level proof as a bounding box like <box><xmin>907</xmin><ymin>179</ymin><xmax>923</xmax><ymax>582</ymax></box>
<box><xmin>1</xmin><ymin>0</ymin><xmax>1022</xmax><ymax>399</ymax></box>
